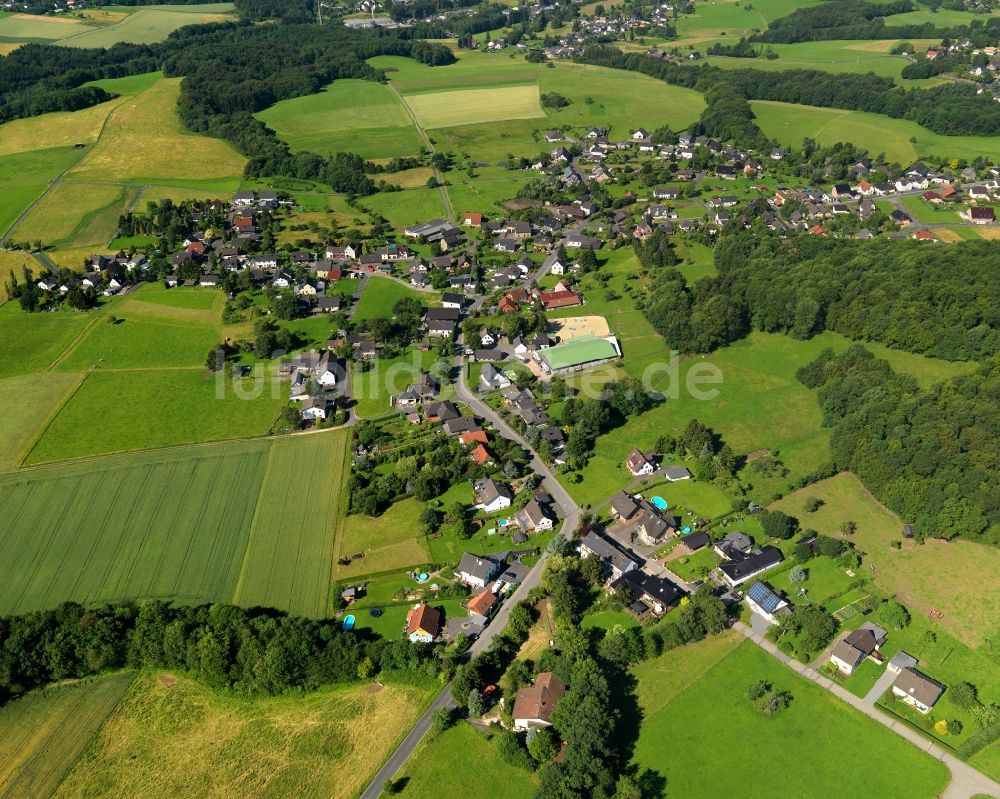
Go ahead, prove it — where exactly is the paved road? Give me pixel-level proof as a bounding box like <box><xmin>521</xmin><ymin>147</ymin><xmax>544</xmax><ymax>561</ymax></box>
<box><xmin>733</xmin><ymin>621</ymin><xmax>1000</xmax><ymax>799</ymax></box>
<box><xmin>358</xmin><ymin>358</ymin><xmax>579</xmax><ymax>799</ymax></box>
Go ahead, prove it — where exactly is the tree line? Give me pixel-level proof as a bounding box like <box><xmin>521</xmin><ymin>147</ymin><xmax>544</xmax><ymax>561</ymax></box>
<box><xmin>576</xmin><ymin>45</ymin><xmax>1000</xmax><ymax>139</ymax></box>
<box><xmin>798</xmin><ymin>345</ymin><xmax>999</xmax><ymax>546</ymax></box>
<box><xmin>0</xmin><ymin>600</ymin><xmax>440</xmax><ymax>706</ymax></box>
<box><xmin>639</xmin><ymin>229</ymin><xmax>1000</xmax><ymax>362</ymax></box>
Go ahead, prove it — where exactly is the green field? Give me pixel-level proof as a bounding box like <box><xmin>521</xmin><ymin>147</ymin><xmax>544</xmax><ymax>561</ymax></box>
<box><xmin>51</xmin><ymin>672</ymin><xmax>433</xmax><ymax>799</ymax></box>
<box><xmin>257</xmin><ymin>79</ymin><xmax>425</xmax><ymax>161</ymax></box>
<box><xmin>0</xmin><ymin>303</ymin><xmax>94</xmax><ymax>378</ymax></box>
<box><xmin>16</xmin><ymin>181</ymin><xmax>141</xmax><ymax>250</ymax></box>
<box><xmin>0</xmin><ymin>672</ymin><xmax>135</xmax><ymax>799</ymax></box>
<box><xmin>57</xmin><ymin>5</ymin><xmax>237</xmax><ymax>48</ymax></box>
<box><xmin>233</xmin><ymin>431</ymin><xmax>350</xmax><ymax>616</ymax></box>
<box><xmin>752</xmin><ymin>100</ymin><xmax>1000</xmax><ymax>164</ymax></box>
<box><xmin>353</xmin><ymin>275</ymin><xmax>434</xmax><ymax>321</ymax></box>
<box><xmin>26</xmin><ymin>368</ymin><xmax>285</xmax><ymax>463</ymax></box>
<box><xmin>338</xmin><ymin>497</ymin><xmax>431</xmax><ymax>577</ymax></box>
<box><xmin>359</xmin><ymin>187</ymin><xmax>448</xmax><ymax>228</ymax></box>
<box><xmin>349</xmin><ymin>347</ymin><xmax>444</xmax><ymax>419</ymax></box>
<box><xmin>0</xmin><ymin>13</ymin><xmax>96</xmax><ymax>41</ymax></box>
<box><xmin>395</xmin><ymin>720</ymin><xmax>539</xmax><ymax>799</ymax></box>
<box><xmin>404</xmin><ymin>84</ymin><xmax>545</xmax><ymax>129</ymax></box>
<box><xmin>0</xmin><ymin>435</ymin><xmax>349</xmax><ymax>616</ymax></box>
<box><xmin>631</xmin><ymin>637</ymin><xmax>950</xmax><ymax>798</ymax></box>
<box><xmin>0</xmin><ymin>371</ymin><xmax>83</xmax><ymax>469</ymax></box>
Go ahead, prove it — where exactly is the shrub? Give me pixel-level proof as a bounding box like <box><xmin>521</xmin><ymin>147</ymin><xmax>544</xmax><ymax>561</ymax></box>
<box><xmin>789</xmin><ymin>565</ymin><xmax>807</xmax><ymax>584</ymax></box>
<box><xmin>946</xmin><ymin>719</ymin><xmax>963</xmax><ymax>736</ymax></box>
<box><xmin>949</xmin><ymin>682</ymin><xmax>979</xmax><ymax>711</ymax></box>
<box><xmin>805</xmin><ymin>497</ymin><xmax>824</xmax><ymax>512</ymax></box>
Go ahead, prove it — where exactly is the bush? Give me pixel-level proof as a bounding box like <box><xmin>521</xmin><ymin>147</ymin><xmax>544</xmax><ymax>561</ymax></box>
<box><xmin>946</xmin><ymin>719</ymin><xmax>963</xmax><ymax>735</ymax></box>
<box><xmin>949</xmin><ymin>681</ymin><xmax>979</xmax><ymax>711</ymax></box>
<box><xmin>805</xmin><ymin>497</ymin><xmax>824</xmax><ymax>512</ymax></box>
<box><xmin>759</xmin><ymin>510</ymin><xmax>798</xmax><ymax>540</ymax></box>
<box><xmin>496</xmin><ymin>729</ymin><xmax>535</xmax><ymax>770</ymax></box>
<box><xmin>789</xmin><ymin>565</ymin><xmax>807</xmax><ymax>584</ymax></box>
<box><xmin>794</xmin><ymin>542</ymin><xmax>813</xmax><ymax>563</ymax></box>
<box><xmin>747</xmin><ymin>680</ymin><xmax>791</xmax><ymax>715</ymax></box>
<box><xmin>432</xmin><ymin>706</ymin><xmax>454</xmax><ymax>733</ymax></box>
<box><xmin>876</xmin><ymin>599</ymin><xmax>911</xmax><ymax>631</ymax></box>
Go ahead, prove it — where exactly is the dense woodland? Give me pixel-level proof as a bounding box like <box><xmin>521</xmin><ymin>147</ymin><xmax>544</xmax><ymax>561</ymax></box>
<box><xmin>0</xmin><ymin>600</ymin><xmax>440</xmax><ymax>705</ymax></box>
<box><xmin>798</xmin><ymin>346</ymin><xmax>1000</xmax><ymax>546</ymax></box>
<box><xmin>640</xmin><ymin>231</ymin><xmax>1000</xmax><ymax>361</ymax></box>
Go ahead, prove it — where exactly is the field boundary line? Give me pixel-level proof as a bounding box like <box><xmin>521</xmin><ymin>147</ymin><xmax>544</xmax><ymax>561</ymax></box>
<box><xmin>17</xmin><ymin>370</ymin><xmax>91</xmax><ymax>468</ymax></box>
<box><xmin>326</xmin><ymin>432</ymin><xmax>355</xmax><ymax>614</ymax></box>
<box><xmin>45</xmin><ymin>311</ymin><xmax>105</xmax><ymax>371</ymax></box>
<box><xmin>229</xmin><ymin>439</ymin><xmax>278</xmax><ymax>607</ymax></box>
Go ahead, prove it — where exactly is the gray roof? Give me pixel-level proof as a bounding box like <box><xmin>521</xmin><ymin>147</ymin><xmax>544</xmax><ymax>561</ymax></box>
<box><xmin>475</xmin><ymin>478</ymin><xmax>513</xmax><ymax>506</ymax></box>
<box><xmin>458</xmin><ymin>553</ymin><xmax>502</xmax><ymax>582</ymax></box>
<box><xmin>609</xmin><ymin>491</ymin><xmax>640</xmax><ymax>519</ymax></box>
<box><xmin>893</xmin><ymin>667</ymin><xmax>945</xmax><ymax>707</ymax></box>
<box><xmin>889</xmin><ymin>651</ymin><xmax>918</xmax><ymax>671</ymax></box>
<box><xmin>663</xmin><ymin>466</ymin><xmax>692</xmax><ymax>481</ymax></box>
<box><xmin>580</xmin><ymin>530</ymin><xmax>639</xmax><ymax>575</ymax></box>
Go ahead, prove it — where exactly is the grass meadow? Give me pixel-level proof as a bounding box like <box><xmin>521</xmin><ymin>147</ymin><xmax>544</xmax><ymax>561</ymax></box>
<box><xmin>337</xmin><ymin>497</ymin><xmax>432</xmax><ymax>578</ymax></box>
<box><xmin>631</xmin><ymin>637</ymin><xmax>950</xmax><ymax>799</ymax></box>
<box><xmin>353</xmin><ymin>275</ymin><xmax>433</xmax><ymax>321</ymax></box>
<box><xmin>772</xmin><ymin>472</ymin><xmax>1000</xmax><ymax>648</ymax></box>
<box><xmin>56</xmin><ymin>5</ymin><xmax>236</xmax><ymax>48</ymax></box>
<box><xmin>0</xmin><ymin>13</ymin><xmax>95</xmax><ymax>41</ymax></box>
<box><xmin>233</xmin><ymin>431</ymin><xmax>351</xmax><ymax>617</ymax></box>
<box><xmin>66</xmin><ymin>77</ymin><xmax>245</xmax><ymax>184</ymax></box>
<box><xmin>395</xmin><ymin>721</ymin><xmax>539</xmax><ymax>799</ymax></box>
<box><xmin>359</xmin><ymin>187</ymin><xmax>448</xmax><ymax>228</ymax></box>
<box><xmin>257</xmin><ymin>79</ymin><xmax>425</xmax><ymax>161</ymax></box>
<box><xmin>0</xmin><ymin>302</ymin><xmax>94</xmax><ymax>378</ymax></box>
<box><xmin>349</xmin><ymin>347</ymin><xmax>444</xmax><ymax>419</ymax></box>
<box><xmin>404</xmin><ymin>84</ymin><xmax>545</xmax><ymax>129</ymax></box>
<box><xmin>0</xmin><ymin>672</ymin><xmax>135</xmax><ymax>799</ymax></box>
<box><xmin>51</xmin><ymin>673</ymin><xmax>433</xmax><ymax>799</ymax></box>
<box><xmin>26</xmin><ymin>368</ymin><xmax>285</xmax><ymax>462</ymax></box>
<box><xmin>17</xmin><ymin>181</ymin><xmax>142</xmax><ymax>250</ymax></box>
<box><xmin>752</xmin><ymin>99</ymin><xmax>1000</xmax><ymax>164</ymax></box>
<box><xmin>0</xmin><ymin>371</ymin><xmax>83</xmax><ymax>470</ymax></box>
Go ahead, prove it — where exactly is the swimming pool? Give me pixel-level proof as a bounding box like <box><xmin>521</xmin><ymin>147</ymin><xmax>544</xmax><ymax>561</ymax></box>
<box><xmin>342</xmin><ymin>614</ymin><xmax>355</xmax><ymax>631</ymax></box>
<box><xmin>498</xmin><ymin>518</ymin><xmax>510</xmax><ymax>527</ymax></box>
<box><xmin>651</xmin><ymin>496</ymin><xmax>668</xmax><ymax>510</ymax></box>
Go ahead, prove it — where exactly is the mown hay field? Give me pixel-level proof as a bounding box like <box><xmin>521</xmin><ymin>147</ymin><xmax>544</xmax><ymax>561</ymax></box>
<box><xmin>16</xmin><ymin>182</ymin><xmax>141</xmax><ymax>250</ymax></box>
<box><xmin>51</xmin><ymin>673</ymin><xmax>432</xmax><ymax>799</ymax></box>
<box><xmin>403</xmin><ymin>84</ymin><xmax>545</xmax><ymax>129</ymax></box>
<box><xmin>56</xmin><ymin>6</ymin><xmax>236</xmax><ymax>48</ymax></box>
<box><xmin>0</xmin><ymin>371</ymin><xmax>83</xmax><ymax>470</ymax></box>
<box><xmin>233</xmin><ymin>431</ymin><xmax>351</xmax><ymax>617</ymax></box>
<box><xmin>0</xmin><ymin>302</ymin><xmax>94</xmax><ymax>378</ymax></box>
<box><xmin>0</xmin><ymin>13</ymin><xmax>94</xmax><ymax>41</ymax></box>
<box><xmin>66</xmin><ymin>77</ymin><xmax>245</xmax><ymax>183</ymax></box>
<box><xmin>0</xmin><ymin>673</ymin><xmax>135</xmax><ymax>799</ymax></box>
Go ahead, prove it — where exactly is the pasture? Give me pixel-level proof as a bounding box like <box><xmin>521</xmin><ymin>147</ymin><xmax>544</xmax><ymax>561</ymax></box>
<box><xmin>66</xmin><ymin>77</ymin><xmax>246</xmax><ymax>184</ymax></box>
<box><xmin>0</xmin><ymin>302</ymin><xmax>94</xmax><ymax>378</ymax></box>
<box><xmin>631</xmin><ymin>638</ymin><xmax>950</xmax><ymax>799</ymax></box>
<box><xmin>0</xmin><ymin>673</ymin><xmax>135</xmax><ymax>799</ymax></box>
<box><xmin>257</xmin><ymin>79</ymin><xmax>424</xmax><ymax>161</ymax></box>
<box><xmin>403</xmin><ymin>85</ymin><xmax>545</xmax><ymax>129</ymax></box>
<box><xmin>360</xmin><ymin>187</ymin><xmax>447</xmax><ymax>228</ymax></box>
<box><xmin>51</xmin><ymin>673</ymin><xmax>433</xmax><ymax>799</ymax></box>
<box><xmin>26</xmin><ymin>368</ymin><xmax>285</xmax><ymax>463</ymax></box>
<box><xmin>57</xmin><ymin>5</ymin><xmax>237</xmax><ymax>48</ymax></box>
<box><xmin>233</xmin><ymin>431</ymin><xmax>350</xmax><ymax>617</ymax></box>
<box><xmin>337</xmin><ymin>497</ymin><xmax>432</xmax><ymax>578</ymax></box>
<box><xmin>0</xmin><ymin>97</ymin><xmax>124</xmax><ymax>158</ymax></box>
<box><xmin>751</xmin><ymin>99</ymin><xmax>1000</xmax><ymax>164</ymax></box>
<box><xmin>0</xmin><ymin>371</ymin><xmax>83</xmax><ymax>470</ymax></box>
<box><xmin>0</xmin><ymin>13</ymin><xmax>94</xmax><ymax>42</ymax></box>
<box><xmin>772</xmin><ymin>472</ymin><xmax>1000</xmax><ymax>648</ymax></box>
<box><xmin>17</xmin><ymin>182</ymin><xmax>141</xmax><ymax>250</ymax></box>
<box><xmin>353</xmin><ymin>275</ymin><xmax>433</xmax><ymax>321</ymax></box>
<box><xmin>395</xmin><ymin>722</ymin><xmax>539</xmax><ymax>799</ymax></box>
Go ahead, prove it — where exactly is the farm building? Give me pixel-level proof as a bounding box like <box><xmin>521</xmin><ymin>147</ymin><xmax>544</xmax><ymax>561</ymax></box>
<box><xmin>540</xmin><ymin>335</ymin><xmax>620</xmax><ymax>374</ymax></box>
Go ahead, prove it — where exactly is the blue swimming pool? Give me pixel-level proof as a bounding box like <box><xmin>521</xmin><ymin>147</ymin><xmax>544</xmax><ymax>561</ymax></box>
<box><xmin>342</xmin><ymin>614</ymin><xmax>355</xmax><ymax>631</ymax></box>
<box><xmin>498</xmin><ymin>518</ymin><xmax>510</xmax><ymax>527</ymax></box>
<box><xmin>651</xmin><ymin>496</ymin><xmax>668</xmax><ymax>510</ymax></box>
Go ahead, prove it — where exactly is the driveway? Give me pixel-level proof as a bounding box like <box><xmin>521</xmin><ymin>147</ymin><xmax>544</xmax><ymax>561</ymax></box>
<box><xmin>863</xmin><ymin>665</ymin><xmax>896</xmax><ymax>706</ymax></box>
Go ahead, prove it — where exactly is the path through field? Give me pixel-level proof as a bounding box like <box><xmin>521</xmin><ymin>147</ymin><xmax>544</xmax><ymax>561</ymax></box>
<box><xmin>387</xmin><ymin>84</ymin><xmax>453</xmax><ymax>223</ymax></box>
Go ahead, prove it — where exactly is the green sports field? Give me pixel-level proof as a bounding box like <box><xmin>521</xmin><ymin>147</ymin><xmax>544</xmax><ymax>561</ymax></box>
<box><xmin>752</xmin><ymin>100</ymin><xmax>1000</xmax><ymax>164</ymax></box>
<box><xmin>543</xmin><ymin>334</ymin><xmax>619</xmax><ymax>371</ymax></box>
<box><xmin>631</xmin><ymin>637</ymin><xmax>950</xmax><ymax>799</ymax></box>
<box><xmin>0</xmin><ymin>672</ymin><xmax>135</xmax><ymax>799</ymax></box>
<box><xmin>0</xmin><ymin>432</ymin><xmax>348</xmax><ymax>617</ymax></box>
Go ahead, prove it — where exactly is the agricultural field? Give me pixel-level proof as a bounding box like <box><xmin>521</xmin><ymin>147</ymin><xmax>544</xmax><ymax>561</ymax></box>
<box><xmin>394</xmin><ymin>720</ymin><xmax>539</xmax><ymax>799</ymax></box>
<box><xmin>0</xmin><ymin>433</ymin><xmax>352</xmax><ymax>617</ymax></box>
<box><xmin>752</xmin><ymin>100</ymin><xmax>1000</xmax><ymax>165</ymax></box>
<box><xmin>0</xmin><ymin>13</ymin><xmax>94</xmax><ymax>42</ymax></box>
<box><xmin>65</xmin><ymin>77</ymin><xmax>246</xmax><ymax>184</ymax></box>
<box><xmin>51</xmin><ymin>673</ymin><xmax>434</xmax><ymax>799</ymax></box>
<box><xmin>672</xmin><ymin>0</ymin><xmax>823</xmax><ymax>47</ymax></box>
<box><xmin>404</xmin><ymin>85</ymin><xmax>545</xmax><ymax>130</ymax></box>
<box><xmin>0</xmin><ymin>672</ymin><xmax>135</xmax><ymax>799</ymax></box>
<box><xmin>57</xmin><ymin>5</ymin><xmax>237</xmax><ymax>48</ymax></box>
<box><xmin>0</xmin><ymin>302</ymin><xmax>94</xmax><ymax>378</ymax></box>
<box><xmin>257</xmin><ymin>79</ymin><xmax>425</xmax><ymax>161</ymax></box>
<box><xmin>16</xmin><ymin>182</ymin><xmax>141</xmax><ymax>250</ymax></box>
<box><xmin>233</xmin><ymin>431</ymin><xmax>350</xmax><ymax>617</ymax></box>
<box><xmin>26</xmin><ymin>368</ymin><xmax>285</xmax><ymax>463</ymax></box>
<box><xmin>631</xmin><ymin>637</ymin><xmax>950</xmax><ymax>799</ymax></box>
<box><xmin>772</xmin><ymin>472</ymin><xmax>1000</xmax><ymax>648</ymax></box>
<box><xmin>0</xmin><ymin>371</ymin><xmax>83</xmax><ymax>470</ymax></box>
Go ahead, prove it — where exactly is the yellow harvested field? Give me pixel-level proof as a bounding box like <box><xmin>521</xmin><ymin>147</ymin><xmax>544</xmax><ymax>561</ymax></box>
<box><xmin>12</xmin><ymin>12</ymin><xmax>77</xmax><ymax>24</ymax></box>
<box><xmin>66</xmin><ymin>78</ymin><xmax>246</xmax><ymax>182</ymax></box>
<box><xmin>403</xmin><ymin>85</ymin><xmax>545</xmax><ymax>129</ymax></box>
<box><xmin>385</xmin><ymin>165</ymin><xmax>435</xmax><ymax>188</ymax></box>
<box><xmin>0</xmin><ymin>251</ymin><xmax>37</xmax><ymax>303</ymax></box>
<box><xmin>44</xmin><ymin>245</ymin><xmax>116</xmax><ymax>271</ymax></box>
<box><xmin>553</xmin><ymin>314</ymin><xmax>611</xmax><ymax>340</ymax></box>
<box><xmin>772</xmin><ymin>472</ymin><xmax>1000</xmax><ymax>647</ymax></box>
<box><xmin>17</xmin><ymin>182</ymin><xmax>137</xmax><ymax>249</ymax></box>
<box><xmin>0</xmin><ymin>98</ymin><xmax>123</xmax><ymax>157</ymax></box>
<box><xmin>52</xmin><ymin>674</ymin><xmax>431</xmax><ymax>799</ymax></box>
<box><xmin>974</xmin><ymin>226</ymin><xmax>1000</xmax><ymax>240</ymax></box>
<box><xmin>933</xmin><ymin>228</ymin><xmax>962</xmax><ymax>242</ymax></box>
<box><xmin>0</xmin><ymin>42</ymin><xmax>23</xmax><ymax>56</ymax></box>
<box><xmin>71</xmin><ymin>8</ymin><xmax>131</xmax><ymax>24</ymax></box>
<box><xmin>844</xmin><ymin>38</ymin><xmax>939</xmax><ymax>53</ymax></box>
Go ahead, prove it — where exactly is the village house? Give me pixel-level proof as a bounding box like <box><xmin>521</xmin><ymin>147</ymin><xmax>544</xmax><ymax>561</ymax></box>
<box><xmin>579</xmin><ymin>530</ymin><xmax>639</xmax><ymax>581</ymax></box>
<box><xmin>466</xmin><ymin>589</ymin><xmax>498</xmax><ymax>622</ymax></box>
<box><xmin>891</xmin><ymin>668</ymin><xmax>945</xmax><ymax>714</ymax></box>
<box><xmin>626</xmin><ymin>448</ymin><xmax>656</xmax><ymax>477</ymax></box>
<box><xmin>718</xmin><ymin>545</ymin><xmax>784</xmax><ymax>587</ymax></box>
<box><xmin>744</xmin><ymin>581</ymin><xmax>791</xmax><ymax>625</ymax></box>
<box><xmin>830</xmin><ymin>622</ymin><xmax>888</xmax><ymax>675</ymax></box>
<box><xmin>473</xmin><ymin>478</ymin><xmax>513</xmax><ymax>513</ymax></box>
<box><xmin>512</xmin><ymin>672</ymin><xmax>566</xmax><ymax>730</ymax></box>
<box><xmin>515</xmin><ymin>496</ymin><xmax>557</xmax><ymax>532</ymax></box>
<box><xmin>405</xmin><ymin>603</ymin><xmax>441</xmax><ymax>643</ymax></box>
<box><xmin>610</xmin><ymin>569</ymin><xmax>684</xmax><ymax>617</ymax></box>
<box><xmin>457</xmin><ymin>552</ymin><xmax>504</xmax><ymax>589</ymax></box>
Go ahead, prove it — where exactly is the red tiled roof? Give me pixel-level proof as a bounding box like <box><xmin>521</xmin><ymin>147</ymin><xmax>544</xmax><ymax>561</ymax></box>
<box><xmin>466</xmin><ymin>590</ymin><xmax>497</xmax><ymax>616</ymax></box>
<box><xmin>459</xmin><ymin>430</ymin><xmax>489</xmax><ymax>446</ymax></box>
<box><xmin>540</xmin><ymin>290</ymin><xmax>582</xmax><ymax>309</ymax></box>
<box><xmin>470</xmin><ymin>444</ymin><xmax>494</xmax><ymax>465</ymax></box>
<box><xmin>405</xmin><ymin>603</ymin><xmax>441</xmax><ymax>637</ymax></box>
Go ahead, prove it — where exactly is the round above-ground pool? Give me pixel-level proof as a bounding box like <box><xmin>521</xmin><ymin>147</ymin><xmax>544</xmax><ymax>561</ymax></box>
<box><xmin>651</xmin><ymin>496</ymin><xmax>668</xmax><ymax>510</ymax></box>
<box><xmin>416</xmin><ymin>571</ymin><xmax>429</xmax><ymax>583</ymax></box>
<box><xmin>342</xmin><ymin>614</ymin><xmax>356</xmax><ymax>631</ymax></box>
<box><xmin>370</xmin><ymin>607</ymin><xmax>383</xmax><ymax>618</ymax></box>
<box><xmin>682</xmin><ymin>526</ymin><xmax>692</xmax><ymax>534</ymax></box>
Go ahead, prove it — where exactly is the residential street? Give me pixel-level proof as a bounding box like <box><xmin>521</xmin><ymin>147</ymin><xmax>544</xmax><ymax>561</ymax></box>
<box><xmin>733</xmin><ymin>621</ymin><xmax>1000</xmax><ymax>799</ymax></box>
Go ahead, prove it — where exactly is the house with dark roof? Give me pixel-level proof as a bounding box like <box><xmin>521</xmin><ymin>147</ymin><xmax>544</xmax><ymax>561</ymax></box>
<box><xmin>680</xmin><ymin>531</ymin><xmax>710</xmax><ymax>553</ymax></box>
<box><xmin>663</xmin><ymin>466</ymin><xmax>692</xmax><ymax>482</ymax></box>
<box><xmin>579</xmin><ymin>530</ymin><xmax>639</xmax><ymax>581</ymax></box>
<box><xmin>473</xmin><ymin>478</ymin><xmax>513</xmax><ymax>513</ymax></box>
<box><xmin>611</xmin><ymin>569</ymin><xmax>684</xmax><ymax>616</ymax></box>
<box><xmin>609</xmin><ymin>491</ymin><xmax>641</xmax><ymax>521</ymax></box>
<box><xmin>718</xmin><ymin>546</ymin><xmax>783</xmax><ymax>587</ymax></box>
<box><xmin>744</xmin><ymin>581</ymin><xmax>791</xmax><ymax>625</ymax></box>
<box><xmin>457</xmin><ymin>553</ymin><xmax>504</xmax><ymax>589</ymax></box>
<box><xmin>891</xmin><ymin>668</ymin><xmax>945</xmax><ymax>713</ymax></box>
<box><xmin>626</xmin><ymin>448</ymin><xmax>656</xmax><ymax>477</ymax></box>
<box><xmin>516</xmin><ymin>497</ymin><xmax>557</xmax><ymax>532</ymax></box>
<box><xmin>513</xmin><ymin>672</ymin><xmax>565</xmax><ymax>729</ymax></box>
<box><xmin>830</xmin><ymin>622</ymin><xmax>888</xmax><ymax>675</ymax></box>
